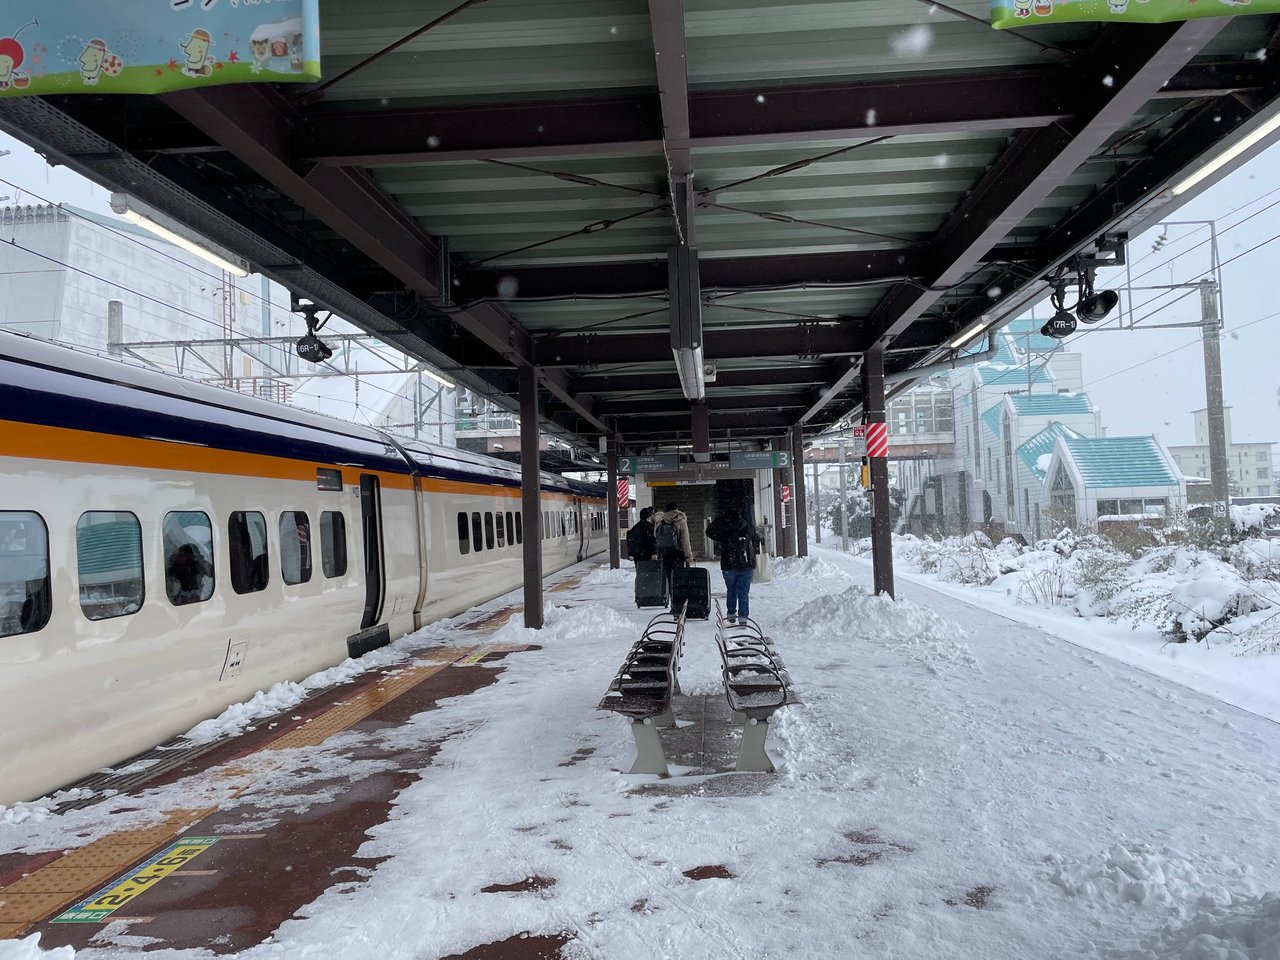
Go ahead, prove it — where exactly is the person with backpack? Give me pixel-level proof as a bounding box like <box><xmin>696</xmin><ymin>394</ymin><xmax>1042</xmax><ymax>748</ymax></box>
<box><xmin>655</xmin><ymin>502</ymin><xmax>693</xmax><ymax>593</ymax></box>
<box><xmin>625</xmin><ymin>507</ymin><xmax>658</xmax><ymax>563</ymax></box>
<box><xmin>705</xmin><ymin>507</ymin><xmax>761</xmax><ymax>624</ymax></box>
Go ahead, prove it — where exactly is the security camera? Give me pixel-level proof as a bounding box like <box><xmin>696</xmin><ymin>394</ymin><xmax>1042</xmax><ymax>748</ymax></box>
<box><xmin>296</xmin><ymin>332</ymin><xmax>333</xmax><ymax>363</ymax></box>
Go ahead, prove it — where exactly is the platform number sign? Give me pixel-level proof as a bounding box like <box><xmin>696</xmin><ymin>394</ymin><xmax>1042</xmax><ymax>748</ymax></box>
<box><xmin>618</xmin><ymin>456</ymin><xmax>635</xmax><ymax>475</ymax></box>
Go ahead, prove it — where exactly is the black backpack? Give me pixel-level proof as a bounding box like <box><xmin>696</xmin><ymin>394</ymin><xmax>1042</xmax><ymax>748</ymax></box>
<box><xmin>626</xmin><ymin>522</ymin><xmax>652</xmax><ymax>560</ymax></box>
<box><xmin>721</xmin><ymin>533</ymin><xmax>755</xmax><ymax>570</ymax></box>
<box><xmin>655</xmin><ymin>518</ymin><xmax>679</xmax><ymax>554</ymax></box>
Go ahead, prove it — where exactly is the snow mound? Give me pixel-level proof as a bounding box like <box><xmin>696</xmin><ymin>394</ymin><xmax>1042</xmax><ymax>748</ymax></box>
<box><xmin>580</xmin><ymin>565</ymin><xmax>636</xmax><ymax>586</ymax></box>
<box><xmin>0</xmin><ymin>934</ymin><xmax>75</xmax><ymax>959</ymax></box>
<box><xmin>771</xmin><ymin>555</ymin><xmax>854</xmax><ymax>582</ymax></box>
<box><xmin>1106</xmin><ymin>892</ymin><xmax>1280</xmax><ymax>959</ymax></box>
<box><xmin>491</xmin><ymin>602</ymin><xmax>634</xmax><ymax>646</ymax></box>
<box><xmin>785</xmin><ymin>584</ymin><xmax>966</xmax><ymax>651</ymax></box>
<box><xmin>1047</xmin><ymin>842</ymin><xmax>1253</xmax><ymax>910</ymax></box>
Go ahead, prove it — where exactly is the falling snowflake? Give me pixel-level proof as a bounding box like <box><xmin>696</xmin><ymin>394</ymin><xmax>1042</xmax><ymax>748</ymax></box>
<box><xmin>610</xmin><ymin>26</ymin><xmax>619</xmax><ymax>35</ymax></box>
<box><xmin>987</xmin><ymin>286</ymin><xmax>1002</xmax><ymax>299</ymax></box>
<box><xmin>933</xmin><ymin>154</ymin><xmax>948</xmax><ymax>168</ymax></box>
<box><xmin>426</xmin><ymin>135</ymin><xmax>441</xmax><ymax>148</ymax></box>
<box><xmin>890</xmin><ymin>25</ymin><xmax>933</xmax><ymax>58</ymax></box>
<box><xmin>865</xmin><ymin>108</ymin><xmax>877</xmax><ymax>127</ymax></box>
<box><xmin>1256</xmin><ymin>48</ymin><xmax>1268</xmax><ymax>61</ymax></box>
<box><xmin>756</xmin><ymin>94</ymin><xmax>766</xmax><ymax>104</ymax></box>
<box><xmin>497</xmin><ymin>276</ymin><xmax>519</xmax><ymax>298</ymax></box>
<box><xmin>1102</xmin><ymin>75</ymin><xmax>1114</xmax><ymax>87</ymax></box>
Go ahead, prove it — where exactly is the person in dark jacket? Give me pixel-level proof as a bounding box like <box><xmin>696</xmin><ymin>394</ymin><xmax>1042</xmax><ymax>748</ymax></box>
<box><xmin>626</xmin><ymin>506</ymin><xmax>658</xmax><ymax>563</ymax></box>
<box><xmin>705</xmin><ymin>507</ymin><xmax>761</xmax><ymax>623</ymax></box>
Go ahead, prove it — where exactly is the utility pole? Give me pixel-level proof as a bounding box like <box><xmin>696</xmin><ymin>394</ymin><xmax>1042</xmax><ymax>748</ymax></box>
<box><xmin>838</xmin><ymin>438</ymin><xmax>848</xmax><ymax>552</ymax></box>
<box><xmin>812</xmin><ymin>459</ymin><xmax>821</xmax><ymax>544</ymax></box>
<box><xmin>1200</xmin><ymin>279</ymin><xmax>1230</xmax><ymax>531</ymax></box>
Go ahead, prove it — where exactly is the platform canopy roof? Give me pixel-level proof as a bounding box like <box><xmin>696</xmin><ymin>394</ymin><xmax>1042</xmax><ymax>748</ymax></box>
<box><xmin>4</xmin><ymin>0</ymin><xmax>1280</xmax><ymax>453</ymax></box>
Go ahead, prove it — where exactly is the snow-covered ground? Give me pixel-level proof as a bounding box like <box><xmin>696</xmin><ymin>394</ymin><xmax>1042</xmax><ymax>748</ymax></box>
<box><xmin>5</xmin><ymin>547</ymin><xmax>1280</xmax><ymax>959</ymax></box>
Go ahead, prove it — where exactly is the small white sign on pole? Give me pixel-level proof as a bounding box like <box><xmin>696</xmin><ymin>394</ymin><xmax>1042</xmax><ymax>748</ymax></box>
<box><xmin>851</xmin><ymin>425</ymin><xmax>867</xmax><ymax>458</ymax></box>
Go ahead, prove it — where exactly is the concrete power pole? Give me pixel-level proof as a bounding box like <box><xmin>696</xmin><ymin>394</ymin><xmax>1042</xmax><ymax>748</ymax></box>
<box><xmin>1200</xmin><ymin>280</ymin><xmax>1230</xmax><ymax>530</ymax></box>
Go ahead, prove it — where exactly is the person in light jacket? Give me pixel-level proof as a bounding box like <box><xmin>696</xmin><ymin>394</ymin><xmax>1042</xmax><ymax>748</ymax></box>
<box><xmin>655</xmin><ymin>502</ymin><xmax>693</xmax><ymax>592</ymax></box>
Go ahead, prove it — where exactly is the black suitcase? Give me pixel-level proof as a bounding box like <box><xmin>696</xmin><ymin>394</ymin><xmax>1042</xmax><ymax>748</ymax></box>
<box><xmin>635</xmin><ymin>560</ymin><xmax>668</xmax><ymax>608</ymax></box>
<box><xmin>671</xmin><ymin>565</ymin><xmax>710</xmax><ymax>619</ymax></box>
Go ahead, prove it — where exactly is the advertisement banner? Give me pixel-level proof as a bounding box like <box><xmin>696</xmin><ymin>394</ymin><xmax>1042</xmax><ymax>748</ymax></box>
<box><xmin>991</xmin><ymin>0</ymin><xmax>1280</xmax><ymax>30</ymax></box>
<box><xmin>0</xmin><ymin>1</ymin><xmax>320</xmax><ymax>98</ymax></box>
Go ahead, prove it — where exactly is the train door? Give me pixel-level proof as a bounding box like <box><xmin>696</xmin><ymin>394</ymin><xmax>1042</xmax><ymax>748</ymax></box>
<box><xmin>359</xmin><ymin>474</ymin><xmax>385</xmax><ymax>629</ymax></box>
<box><xmin>575</xmin><ymin>499</ymin><xmax>586</xmax><ymax>561</ymax></box>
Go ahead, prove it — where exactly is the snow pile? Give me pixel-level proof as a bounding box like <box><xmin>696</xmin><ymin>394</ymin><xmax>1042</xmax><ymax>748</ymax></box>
<box><xmin>1046</xmin><ymin>842</ymin><xmax>1252</xmax><ymax>910</ymax></box>
<box><xmin>785</xmin><ymin>584</ymin><xmax>972</xmax><ymax>666</ymax></box>
<box><xmin>580</xmin><ymin>565</ymin><xmax>636</xmax><ymax>586</ymax></box>
<box><xmin>0</xmin><ymin>935</ymin><xmax>75</xmax><ymax>959</ymax></box>
<box><xmin>1232</xmin><ymin>503</ymin><xmax>1280</xmax><ymax>535</ymax></box>
<box><xmin>1106</xmin><ymin>893</ymin><xmax>1280</xmax><ymax>959</ymax></box>
<box><xmin>770</xmin><ymin>554</ymin><xmax>855</xmax><ymax>583</ymax></box>
<box><xmin>0</xmin><ymin>789</ymin><xmax>94</xmax><ymax>825</ymax></box>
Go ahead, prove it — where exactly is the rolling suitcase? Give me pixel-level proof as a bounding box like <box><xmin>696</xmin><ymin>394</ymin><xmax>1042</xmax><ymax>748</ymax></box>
<box><xmin>670</xmin><ymin>565</ymin><xmax>710</xmax><ymax>619</ymax></box>
<box><xmin>635</xmin><ymin>560</ymin><xmax>668</xmax><ymax>608</ymax></box>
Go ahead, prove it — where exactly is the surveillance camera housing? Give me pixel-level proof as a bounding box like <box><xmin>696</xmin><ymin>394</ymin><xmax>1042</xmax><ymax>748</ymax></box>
<box><xmin>1076</xmin><ymin>289</ymin><xmax>1119</xmax><ymax>324</ymax></box>
<box><xmin>1042</xmin><ymin>310</ymin><xmax>1077</xmax><ymax>340</ymax></box>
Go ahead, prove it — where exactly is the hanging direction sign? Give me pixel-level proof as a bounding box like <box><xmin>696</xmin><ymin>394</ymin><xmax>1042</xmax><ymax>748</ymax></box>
<box><xmin>728</xmin><ymin>450</ymin><xmax>791</xmax><ymax>470</ymax></box>
<box><xmin>617</xmin><ymin>454</ymin><xmax>680</xmax><ymax>474</ymax></box>
<box><xmin>0</xmin><ymin>1</ymin><xmax>321</xmax><ymax>99</ymax></box>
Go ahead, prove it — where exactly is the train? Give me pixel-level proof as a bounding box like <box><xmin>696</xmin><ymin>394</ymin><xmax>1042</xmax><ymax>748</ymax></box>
<box><xmin>0</xmin><ymin>328</ymin><xmax>608</xmax><ymax>805</ymax></box>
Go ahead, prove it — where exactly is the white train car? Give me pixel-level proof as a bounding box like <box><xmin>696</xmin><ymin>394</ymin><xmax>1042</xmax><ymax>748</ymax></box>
<box><xmin>0</xmin><ymin>329</ymin><xmax>607</xmax><ymax>805</ymax></box>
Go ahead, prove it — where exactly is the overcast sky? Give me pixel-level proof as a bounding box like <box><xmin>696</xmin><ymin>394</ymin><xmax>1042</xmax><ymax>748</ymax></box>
<box><xmin>1</xmin><ymin>125</ymin><xmax>1277</xmax><ymax>448</ymax></box>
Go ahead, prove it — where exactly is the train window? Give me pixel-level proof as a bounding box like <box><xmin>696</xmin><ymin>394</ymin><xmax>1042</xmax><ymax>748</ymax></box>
<box><xmin>495</xmin><ymin>511</ymin><xmax>505</xmax><ymax>548</ymax></box>
<box><xmin>163</xmin><ymin>511</ymin><xmax>215</xmax><ymax>606</ymax></box>
<box><xmin>471</xmin><ymin>512</ymin><xmax>483</xmax><ymax>552</ymax></box>
<box><xmin>457</xmin><ymin>512</ymin><xmax>470</xmax><ymax>555</ymax></box>
<box><xmin>77</xmin><ymin>511</ymin><xmax>144</xmax><ymax>620</ymax></box>
<box><xmin>320</xmin><ymin>512</ymin><xmax>347</xmax><ymax>578</ymax></box>
<box><xmin>543</xmin><ymin>511</ymin><xmax>549</xmax><ymax>539</ymax></box>
<box><xmin>515</xmin><ymin>512</ymin><xmax>523</xmax><ymax>544</ymax></box>
<box><xmin>228</xmin><ymin>511</ymin><xmax>269</xmax><ymax>595</ymax></box>
<box><xmin>484</xmin><ymin>512</ymin><xmax>495</xmax><ymax>550</ymax></box>
<box><xmin>279</xmin><ymin>512</ymin><xmax>313</xmax><ymax>585</ymax></box>
<box><xmin>505</xmin><ymin>512</ymin><xmax>514</xmax><ymax>546</ymax></box>
<box><xmin>0</xmin><ymin>511</ymin><xmax>51</xmax><ymax>637</ymax></box>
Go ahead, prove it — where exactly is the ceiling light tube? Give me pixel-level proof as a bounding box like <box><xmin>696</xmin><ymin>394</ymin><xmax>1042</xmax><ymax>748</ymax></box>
<box><xmin>420</xmin><ymin>368</ymin><xmax>455</xmax><ymax>389</ymax></box>
<box><xmin>110</xmin><ymin>193</ymin><xmax>250</xmax><ymax>277</ymax></box>
<box><xmin>1171</xmin><ymin>109</ymin><xmax>1280</xmax><ymax>197</ymax></box>
<box><xmin>673</xmin><ymin>345</ymin><xmax>706</xmax><ymax>401</ymax></box>
<box><xmin>946</xmin><ymin>318</ymin><xmax>989</xmax><ymax>350</ymax></box>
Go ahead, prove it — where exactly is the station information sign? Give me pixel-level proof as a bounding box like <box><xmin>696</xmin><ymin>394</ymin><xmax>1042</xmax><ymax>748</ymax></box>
<box><xmin>851</xmin><ymin>425</ymin><xmax>867</xmax><ymax>458</ymax></box>
<box><xmin>617</xmin><ymin>454</ymin><xmax>680</xmax><ymax>474</ymax></box>
<box><xmin>728</xmin><ymin>450</ymin><xmax>791</xmax><ymax>470</ymax></box>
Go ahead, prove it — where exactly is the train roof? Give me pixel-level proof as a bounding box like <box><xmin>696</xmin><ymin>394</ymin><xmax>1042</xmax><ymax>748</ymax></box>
<box><xmin>0</xmin><ymin>328</ymin><xmax>593</xmax><ymax>493</ymax></box>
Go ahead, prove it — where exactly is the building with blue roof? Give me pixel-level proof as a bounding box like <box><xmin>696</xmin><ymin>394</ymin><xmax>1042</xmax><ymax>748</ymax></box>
<box><xmin>1044</xmin><ymin>436</ymin><xmax>1185</xmax><ymax>523</ymax></box>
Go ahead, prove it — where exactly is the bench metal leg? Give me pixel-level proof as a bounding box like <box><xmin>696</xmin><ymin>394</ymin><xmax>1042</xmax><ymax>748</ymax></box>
<box><xmin>628</xmin><ymin>718</ymin><xmax>669</xmax><ymax>776</ymax></box>
<box><xmin>736</xmin><ymin>717</ymin><xmax>775</xmax><ymax>773</ymax></box>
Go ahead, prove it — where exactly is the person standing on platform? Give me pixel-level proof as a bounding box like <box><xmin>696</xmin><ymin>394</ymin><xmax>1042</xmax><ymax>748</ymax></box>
<box><xmin>705</xmin><ymin>507</ymin><xmax>761</xmax><ymax>624</ymax></box>
<box><xmin>625</xmin><ymin>507</ymin><xmax>658</xmax><ymax>564</ymax></box>
<box><xmin>655</xmin><ymin>502</ymin><xmax>693</xmax><ymax>593</ymax></box>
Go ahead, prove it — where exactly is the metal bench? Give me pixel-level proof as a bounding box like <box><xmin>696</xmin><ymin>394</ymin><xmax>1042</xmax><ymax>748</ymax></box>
<box><xmin>597</xmin><ymin>604</ymin><xmax>687</xmax><ymax>775</ymax></box>
<box><xmin>714</xmin><ymin>599</ymin><xmax>797</xmax><ymax>773</ymax></box>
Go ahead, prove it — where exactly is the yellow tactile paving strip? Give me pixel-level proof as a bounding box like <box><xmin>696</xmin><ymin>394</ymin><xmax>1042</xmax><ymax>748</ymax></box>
<box><xmin>0</xmin><ymin>642</ymin><xmax>519</xmax><ymax>939</ymax></box>
<box><xmin>0</xmin><ymin>808</ymin><xmax>213</xmax><ymax>936</ymax></box>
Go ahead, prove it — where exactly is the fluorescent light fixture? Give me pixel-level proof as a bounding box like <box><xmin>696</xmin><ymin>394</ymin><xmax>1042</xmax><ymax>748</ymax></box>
<box><xmin>946</xmin><ymin>318</ymin><xmax>989</xmax><ymax>350</ymax></box>
<box><xmin>109</xmin><ymin>193</ymin><xmax>250</xmax><ymax>277</ymax></box>
<box><xmin>420</xmin><ymin>368</ymin><xmax>455</xmax><ymax>389</ymax></box>
<box><xmin>1171</xmin><ymin>109</ymin><xmax>1280</xmax><ymax>196</ymax></box>
<box><xmin>673</xmin><ymin>345</ymin><xmax>706</xmax><ymax>401</ymax></box>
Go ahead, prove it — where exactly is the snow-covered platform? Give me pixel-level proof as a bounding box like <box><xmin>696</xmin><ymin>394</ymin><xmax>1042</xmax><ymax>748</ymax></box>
<box><xmin>4</xmin><ymin>549</ymin><xmax>1280</xmax><ymax>960</ymax></box>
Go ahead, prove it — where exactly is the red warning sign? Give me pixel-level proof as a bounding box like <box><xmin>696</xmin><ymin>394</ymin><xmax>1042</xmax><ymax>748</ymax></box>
<box><xmin>866</xmin><ymin>422</ymin><xmax>889</xmax><ymax>458</ymax></box>
<box><xmin>780</xmin><ymin>484</ymin><xmax>792</xmax><ymax>504</ymax></box>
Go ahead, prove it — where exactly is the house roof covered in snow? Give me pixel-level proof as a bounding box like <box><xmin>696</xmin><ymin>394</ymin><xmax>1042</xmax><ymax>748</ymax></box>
<box><xmin>1061</xmin><ymin>436</ymin><xmax>1178</xmax><ymax>489</ymax></box>
<box><xmin>1018</xmin><ymin>421</ymin><xmax>1084</xmax><ymax>479</ymax></box>
<box><xmin>978</xmin><ymin>364</ymin><xmax>1052</xmax><ymax>387</ymax></box>
<box><xmin>1007</xmin><ymin>392</ymin><xmax>1092</xmax><ymax>417</ymax></box>
<box><xmin>990</xmin><ymin>337</ymin><xmax>1017</xmax><ymax>366</ymax></box>
<box><xmin>982</xmin><ymin>401</ymin><xmax>1004</xmax><ymax>439</ymax></box>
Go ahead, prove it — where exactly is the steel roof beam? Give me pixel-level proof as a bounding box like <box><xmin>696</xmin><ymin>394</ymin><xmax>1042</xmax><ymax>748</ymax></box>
<box><xmin>536</xmin><ymin>322</ymin><xmax>861</xmax><ymax>367</ymax></box>
<box><xmin>571</xmin><ymin>365</ymin><xmax>831</xmax><ymax>394</ymax></box>
<box><xmin>797</xmin><ymin>19</ymin><xmax>1228</xmax><ymax>427</ymax></box>
<box><xmin>592</xmin><ymin>392</ymin><xmax>813</xmax><ymax>416</ymax></box>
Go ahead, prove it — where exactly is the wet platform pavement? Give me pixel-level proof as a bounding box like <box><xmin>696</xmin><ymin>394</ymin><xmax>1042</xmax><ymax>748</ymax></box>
<box><xmin>0</xmin><ymin>562</ymin><xmax>757</xmax><ymax>958</ymax></box>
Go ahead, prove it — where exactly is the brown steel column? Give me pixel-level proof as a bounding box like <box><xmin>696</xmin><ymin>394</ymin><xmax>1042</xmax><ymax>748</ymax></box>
<box><xmin>776</xmin><ymin>439</ymin><xmax>796</xmax><ymax>557</ymax></box>
<box><xmin>692</xmin><ymin>401</ymin><xmax>710</xmax><ymax>462</ymax></box>
<box><xmin>862</xmin><ymin>346</ymin><xmax>895</xmax><ymax>598</ymax></box>
<box><xmin>519</xmin><ymin>365</ymin><xmax>545</xmax><ymax>628</ymax></box>
<box><xmin>791</xmin><ymin>426</ymin><xmax>808</xmax><ymax>558</ymax></box>
<box><xmin>607</xmin><ymin>437</ymin><xmax>621</xmax><ymax>568</ymax></box>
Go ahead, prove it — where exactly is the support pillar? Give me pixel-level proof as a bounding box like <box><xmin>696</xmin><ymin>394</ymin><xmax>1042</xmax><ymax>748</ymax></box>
<box><xmin>776</xmin><ymin>439</ymin><xmax>796</xmax><ymax>557</ymax></box>
<box><xmin>692</xmin><ymin>401</ymin><xmax>710</xmax><ymax>462</ymax></box>
<box><xmin>519</xmin><ymin>365</ymin><xmax>545</xmax><ymax>628</ymax></box>
<box><xmin>813</xmin><ymin>460</ymin><xmax>821</xmax><ymax>545</ymax></box>
<box><xmin>607</xmin><ymin>437</ymin><xmax>621</xmax><ymax>569</ymax></box>
<box><xmin>1200</xmin><ymin>280</ymin><xmax>1230</xmax><ymax>535</ymax></box>
<box><xmin>862</xmin><ymin>346</ymin><xmax>895</xmax><ymax>598</ymax></box>
<box><xmin>791</xmin><ymin>426</ymin><xmax>808</xmax><ymax>558</ymax></box>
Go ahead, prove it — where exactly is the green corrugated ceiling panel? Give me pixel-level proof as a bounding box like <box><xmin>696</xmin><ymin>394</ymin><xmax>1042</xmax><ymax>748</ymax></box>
<box><xmin>1063</xmin><ymin>436</ymin><xmax>1177</xmax><ymax>488</ymax></box>
<box><xmin>318</xmin><ymin>0</ymin><xmax>654</xmax><ymax>104</ymax></box>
